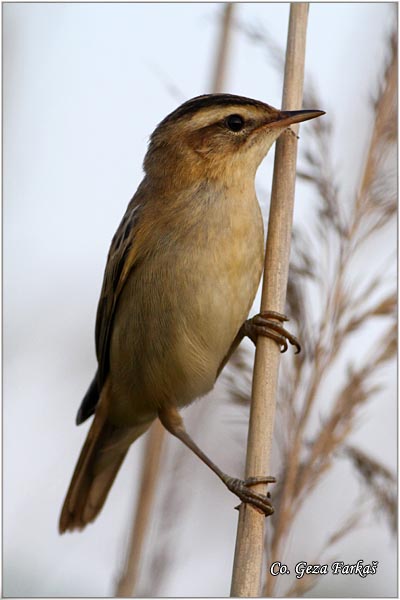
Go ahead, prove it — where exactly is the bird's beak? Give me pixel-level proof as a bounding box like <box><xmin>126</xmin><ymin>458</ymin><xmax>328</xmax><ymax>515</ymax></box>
<box><xmin>270</xmin><ymin>109</ymin><xmax>325</xmax><ymax>128</ymax></box>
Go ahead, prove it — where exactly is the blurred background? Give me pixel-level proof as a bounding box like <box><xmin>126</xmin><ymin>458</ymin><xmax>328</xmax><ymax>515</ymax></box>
<box><xmin>3</xmin><ymin>3</ymin><xmax>397</xmax><ymax>597</ymax></box>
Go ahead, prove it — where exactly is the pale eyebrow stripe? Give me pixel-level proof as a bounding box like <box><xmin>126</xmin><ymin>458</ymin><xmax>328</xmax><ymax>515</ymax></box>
<box><xmin>158</xmin><ymin>94</ymin><xmax>266</xmax><ymax>127</ymax></box>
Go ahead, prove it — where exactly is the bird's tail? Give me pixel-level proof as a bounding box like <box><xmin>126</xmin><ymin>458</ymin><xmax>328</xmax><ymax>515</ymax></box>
<box><xmin>59</xmin><ymin>386</ymin><xmax>151</xmax><ymax>533</ymax></box>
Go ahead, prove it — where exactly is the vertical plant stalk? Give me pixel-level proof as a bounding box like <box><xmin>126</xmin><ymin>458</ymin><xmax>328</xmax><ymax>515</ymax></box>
<box><xmin>114</xmin><ymin>5</ymin><xmax>236</xmax><ymax>597</ymax></box>
<box><xmin>230</xmin><ymin>4</ymin><xmax>310</xmax><ymax>596</ymax></box>
<box><xmin>211</xmin><ymin>3</ymin><xmax>234</xmax><ymax>93</ymax></box>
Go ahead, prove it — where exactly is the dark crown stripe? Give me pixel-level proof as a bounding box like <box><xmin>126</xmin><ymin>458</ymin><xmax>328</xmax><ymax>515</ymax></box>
<box><xmin>158</xmin><ymin>94</ymin><xmax>267</xmax><ymax>128</ymax></box>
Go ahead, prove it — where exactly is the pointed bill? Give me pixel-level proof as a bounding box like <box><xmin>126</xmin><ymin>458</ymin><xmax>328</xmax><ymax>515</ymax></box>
<box><xmin>271</xmin><ymin>109</ymin><xmax>325</xmax><ymax>128</ymax></box>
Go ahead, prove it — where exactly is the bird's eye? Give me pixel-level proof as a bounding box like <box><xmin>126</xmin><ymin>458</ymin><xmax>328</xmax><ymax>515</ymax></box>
<box><xmin>225</xmin><ymin>114</ymin><xmax>245</xmax><ymax>132</ymax></box>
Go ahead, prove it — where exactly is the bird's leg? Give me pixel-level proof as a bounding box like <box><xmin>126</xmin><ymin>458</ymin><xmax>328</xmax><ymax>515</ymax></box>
<box><xmin>158</xmin><ymin>405</ymin><xmax>275</xmax><ymax>516</ymax></box>
<box><xmin>242</xmin><ymin>310</ymin><xmax>301</xmax><ymax>354</ymax></box>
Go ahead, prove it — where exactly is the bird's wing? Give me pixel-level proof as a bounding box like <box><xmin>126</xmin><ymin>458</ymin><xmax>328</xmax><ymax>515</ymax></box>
<box><xmin>95</xmin><ymin>199</ymin><xmax>142</xmax><ymax>387</ymax></box>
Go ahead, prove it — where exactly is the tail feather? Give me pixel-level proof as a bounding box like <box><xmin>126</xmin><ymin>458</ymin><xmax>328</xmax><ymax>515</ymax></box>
<box><xmin>59</xmin><ymin>389</ymin><xmax>151</xmax><ymax>533</ymax></box>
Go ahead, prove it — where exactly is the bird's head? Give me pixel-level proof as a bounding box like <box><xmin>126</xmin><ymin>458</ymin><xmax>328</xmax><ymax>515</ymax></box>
<box><xmin>144</xmin><ymin>94</ymin><xmax>324</xmax><ymax>185</ymax></box>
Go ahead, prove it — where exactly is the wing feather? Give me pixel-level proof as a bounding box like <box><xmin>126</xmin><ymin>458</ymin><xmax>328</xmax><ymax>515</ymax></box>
<box><xmin>95</xmin><ymin>198</ymin><xmax>142</xmax><ymax>387</ymax></box>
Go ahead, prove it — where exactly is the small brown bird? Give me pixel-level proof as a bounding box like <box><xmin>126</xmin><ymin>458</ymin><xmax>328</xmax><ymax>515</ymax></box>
<box><xmin>59</xmin><ymin>94</ymin><xmax>324</xmax><ymax>532</ymax></box>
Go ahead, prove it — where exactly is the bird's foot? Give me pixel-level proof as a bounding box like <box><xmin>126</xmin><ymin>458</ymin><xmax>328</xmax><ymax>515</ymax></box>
<box><xmin>243</xmin><ymin>310</ymin><xmax>301</xmax><ymax>354</ymax></box>
<box><xmin>224</xmin><ymin>475</ymin><xmax>276</xmax><ymax>516</ymax></box>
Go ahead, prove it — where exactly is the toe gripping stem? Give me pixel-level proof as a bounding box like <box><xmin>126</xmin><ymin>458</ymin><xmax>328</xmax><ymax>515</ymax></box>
<box><xmin>244</xmin><ymin>310</ymin><xmax>301</xmax><ymax>354</ymax></box>
<box><xmin>224</xmin><ymin>475</ymin><xmax>276</xmax><ymax>517</ymax></box>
